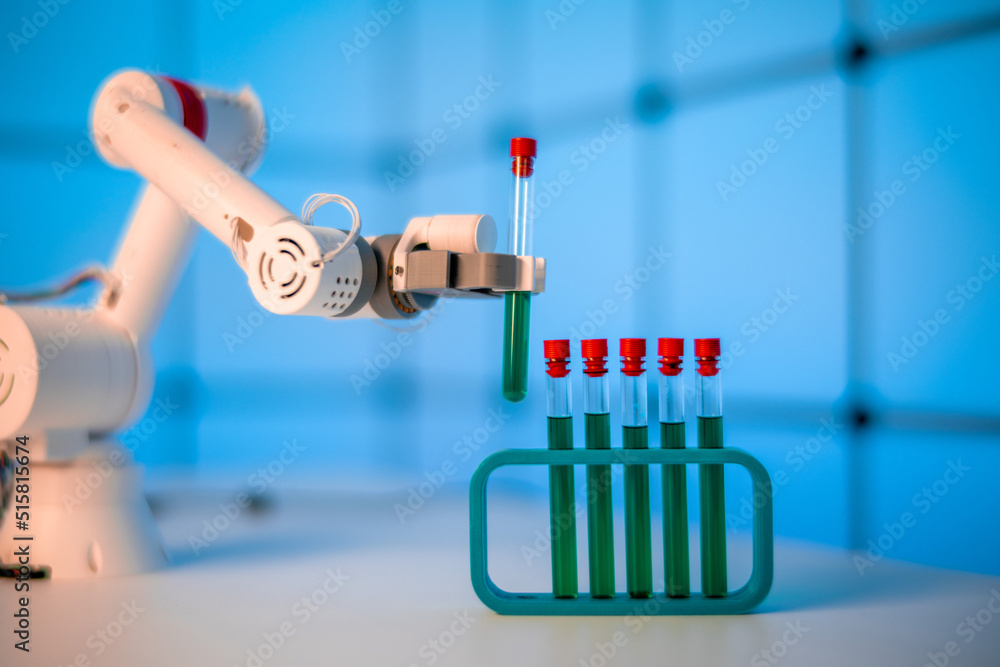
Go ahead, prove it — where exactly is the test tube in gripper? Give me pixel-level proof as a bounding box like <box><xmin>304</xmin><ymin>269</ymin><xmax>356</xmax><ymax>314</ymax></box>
<box><xmin>501</xmin><ymin>137</ymin><xmax>536</xmax><ymax>403</ymax></box>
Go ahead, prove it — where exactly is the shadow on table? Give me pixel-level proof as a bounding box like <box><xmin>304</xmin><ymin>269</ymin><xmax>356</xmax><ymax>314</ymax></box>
<box><xmin>154</xmin><ymin>487</ymin><xmax>428</xmax><ymax>570</ymax></box>
<box><xmin>759</xmin><ymin>541</ymin><xmax>977</xmax><ymax>613</ymax></box>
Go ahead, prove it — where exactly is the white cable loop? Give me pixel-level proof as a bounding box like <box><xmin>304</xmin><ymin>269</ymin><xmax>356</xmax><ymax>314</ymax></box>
<box><xmin>301</xmin><ymin>193</ymin><xmax>362</xmax><ymax>267</ymax></box>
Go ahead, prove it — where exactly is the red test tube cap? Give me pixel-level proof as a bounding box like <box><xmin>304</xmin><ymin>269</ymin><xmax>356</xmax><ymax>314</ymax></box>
<box><xmin>581</xmin><ymin>338</ymin><xmax>608</xmax><ymax>376</ymax></box>
<box><xmin>620</xmin><ymin>338</ymin><xmax>646</xmax><ymax>358</ymax></box>
<box><xmin>510</xmin><ymin>137</ymin><xmax>536</xmax><ymax>177</ymax></box>
<box><xmin>544</xmin><ymin>339</ymin><xmax>570</xmax><ymax>359</ymax></box>
<box><xmin>510</xmin><ymin>137</ymin><xmax>537</xmax><ymax>158</ymax></box>
<box><xmin>658</xmin><ymin>337</ymin><xmax>684</xmax><ymax>376</ymax></box>
<box><xmin>544</xmin><ymin>339</ymin><xmax>570</xmax><ymax>378</ymax></box>
<box><xmin>694</xmin><ymin>337</ymin><xmax>721</xmax><ymax>377</ymax></box>
<box><xmin>620</xmin><ymin>338</ymin><xmax>646</xmax><ymax>377</ymax></box>
<box><xmin>694</xmin><ymin>338</ymin><xmax>721</xmax><ymax>358</ymax></box>
<box><xmin>581</xmin><ymin>338</ymin><xmax>608</xmax><ymax>358</ymax></box>
<box><xmin>658</xmin><ymin>337</ymin><xmax>684</xmax><ymax>358</ymax></box>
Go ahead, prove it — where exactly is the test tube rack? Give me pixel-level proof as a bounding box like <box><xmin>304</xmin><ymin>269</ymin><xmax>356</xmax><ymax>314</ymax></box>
<box><xmin>469</xmin><ymin>445</ymin><xmax>774</xmax><ymax>615</ymax></box>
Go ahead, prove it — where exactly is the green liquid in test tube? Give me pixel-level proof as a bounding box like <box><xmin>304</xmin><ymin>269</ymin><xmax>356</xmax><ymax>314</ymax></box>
<box><xmin>544</xmin><ymin>339</ymin><xmax>578</xmax><ymax>598</ymax></box>
<box><xmin>501</xmin><ymin>137</ymin><xmax>536</xmax><ymax>403</ymax></box>
<box><xmin>620</xmin><ymin>338</ymin><xmax>652</xmax><ymax>599</ymax></box>
<box><xmin>658</xmin><ymin>337</ymin><xmax>690</xmax><ymax>598</ymax></box>
<box><xmin>695</xmin><ymin>338</ymin><xmax>727</xmax><ymax>598</ymax></box>
<box><xmin>582</xmin><ymin>339</ymin><xmax>615</xmax><ymax>598</ymax></box>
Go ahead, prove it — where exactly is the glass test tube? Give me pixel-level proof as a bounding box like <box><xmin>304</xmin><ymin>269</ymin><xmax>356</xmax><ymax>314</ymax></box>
<box><xmin>582</xmin><ymin>338</ymin><xmax>615</xmax><ymax>598</ymax></box>
<box><xmin>695</xmin><ymin>337</ymin><xmax>727</xmax><ymax>598</ymax></box>
<box><xmin>620</xmin><ymin>338</ymin><xmax>652</xmax><ymax>599</ymax></box>
<box><xmin>501</xmin><ymin>137</ymin><xmax>536</xmax><ymax>403</ymax></box>
<box><xmin>658</xmin><ymin>337</ymin><xmax>690</xmax><ymax>598</ymax></box>
<box><xmin>544</xmin><ymin>339</ymin><xmax>578</xmax><ymax>598</ymax></box>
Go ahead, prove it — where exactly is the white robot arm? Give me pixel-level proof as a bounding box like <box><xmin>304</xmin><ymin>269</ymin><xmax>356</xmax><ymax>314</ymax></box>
<box><xmin>0</xmin><ymin>70</ymin><xmax>544</xmax><ymax>577</ymax></box>
<box><xmin>0</xmin><ymin>69</ymin><xmax>545</xmax><ymax>452</ymax></box>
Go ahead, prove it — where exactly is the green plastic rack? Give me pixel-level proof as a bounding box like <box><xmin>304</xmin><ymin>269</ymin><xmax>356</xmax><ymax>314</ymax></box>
<box><xmin>469</xmin><ymin>446</ymin><xmax>774</xmax><ymax>615</ymax></box>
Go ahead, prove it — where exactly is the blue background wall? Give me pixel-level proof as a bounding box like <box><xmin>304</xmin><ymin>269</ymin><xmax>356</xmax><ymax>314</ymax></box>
<box><xmin>1</xmin><ymin>0</ymin><xmax>998</xmax><ymax>575</ymax></box>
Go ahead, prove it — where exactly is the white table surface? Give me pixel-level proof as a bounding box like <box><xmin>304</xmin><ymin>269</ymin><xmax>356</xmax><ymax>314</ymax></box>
<box><xmin>4</xmin><ymin>482</ymin><xmax>1000</xmax><ymax>667</ymax></box>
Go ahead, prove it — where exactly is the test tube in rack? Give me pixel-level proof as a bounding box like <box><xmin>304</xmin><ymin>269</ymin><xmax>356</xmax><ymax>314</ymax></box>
<box><xmin>695</xmin><ymin>337</ymin><xmax>727</xmax><ymax>597</ymax></box>
<box><xmin>544</xmin><ymin>339</ymin><xmax>578</xmax><ymax>598</ymax></box>
<box><xmin>621</xmin><ymin>338</ymin><xmax>652</xmax><ymax>599</ymax></box>
<box><xmin>658</xmin><ymin>337</ymin><xmax>690</xmax><ymax>598</ymax></box>
<box><xmin>582</xmin><ymin>338</ymin><xmax>614</xmax><ymax>598</ymax></box>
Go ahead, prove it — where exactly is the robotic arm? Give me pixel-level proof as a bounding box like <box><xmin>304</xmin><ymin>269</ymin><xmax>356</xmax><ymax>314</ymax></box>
<box><xmin>0</xmin><ymin>69</ymin><xmax>545</xmax><ymax>453</ymax></box>
<box><xmin>0</xmin><ymin>70</ymin><xmax>544</xmax><ymax>576</ymax></box>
